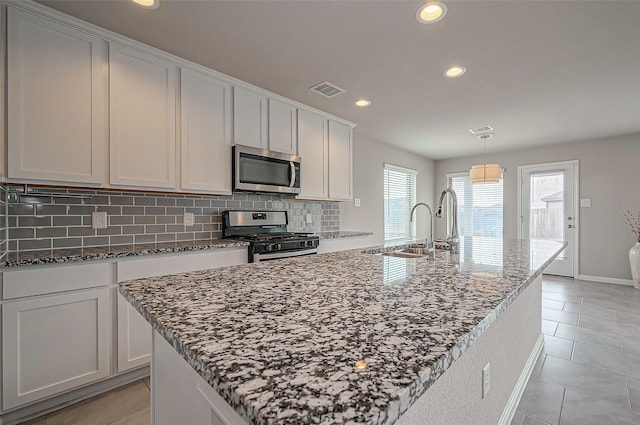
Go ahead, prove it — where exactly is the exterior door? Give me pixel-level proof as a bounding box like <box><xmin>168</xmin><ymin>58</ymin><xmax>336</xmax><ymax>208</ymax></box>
<box><xmin>518</xmin><ymin>161</ymin><xmax>578</xmax><ymax>277</ymax></box>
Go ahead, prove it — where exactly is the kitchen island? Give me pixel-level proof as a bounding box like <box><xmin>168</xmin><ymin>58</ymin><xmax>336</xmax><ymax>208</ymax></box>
<box><xmin>119</xmin><ymin>238</ymin><xmax>565</xmax><ymax>425</ymax></box>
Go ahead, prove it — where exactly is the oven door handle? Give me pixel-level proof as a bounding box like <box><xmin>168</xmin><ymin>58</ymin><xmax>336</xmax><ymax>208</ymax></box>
<box><xmin>254</xmin><ymin>248</ymin><xmax>317</xmax><ymax>262</ymax></box>
<box><xmin>289</xmin><ymin>161</ymin><xmax>296</xmax><ymax>188</ymax></box>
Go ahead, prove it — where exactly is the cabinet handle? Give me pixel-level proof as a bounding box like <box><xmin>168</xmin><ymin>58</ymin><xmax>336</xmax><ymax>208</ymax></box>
<box><xmin>289</xmin><ymin>161</ymin><xmax>296</xmax><ymax>187</ymax></box>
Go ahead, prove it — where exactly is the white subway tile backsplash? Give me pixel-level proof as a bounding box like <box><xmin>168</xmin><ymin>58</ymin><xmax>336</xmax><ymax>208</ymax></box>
<box><xmin>4</xmin><ymin>185</ymin><xmax>340</xmax><ymax>252</ymax></box>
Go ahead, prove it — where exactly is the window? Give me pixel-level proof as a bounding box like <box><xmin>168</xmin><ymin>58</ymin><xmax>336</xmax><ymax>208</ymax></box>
<box><xmin>384</xmin><ymin>164</ymin><xmax>417</xmax><ymax>242</ymax></box>
<box><xmin>447</xmin><ymin>172</ymin><xmax>504</xmax><ymax>266</ymax></box>
<box><xmin>447</xmin><ymin>172</ymin><xmax>503</xmax><ymax>238</ymax></box>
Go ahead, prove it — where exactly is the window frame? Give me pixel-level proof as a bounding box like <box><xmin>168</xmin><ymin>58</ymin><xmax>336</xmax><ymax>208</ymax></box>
<box><xmin>384</xmin><ymin>163</ymin><xmax>418</xmax><ymax>243</ymax></box>
<box><xmin>445</xmin><ymin>170</ymin><xmax>504</xmax><ymax>239</ymax></box>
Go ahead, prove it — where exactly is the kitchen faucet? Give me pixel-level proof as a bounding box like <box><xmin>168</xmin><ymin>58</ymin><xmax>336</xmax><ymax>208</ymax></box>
<box><xmin>435</xmin><ymin>188</ymin><xmax>460</xmax><ymax>254</ymax></box>
<box><xmin>409</xmin><ymin>203</ymin><xmax>435</xmax><ymax>259</ymax></box>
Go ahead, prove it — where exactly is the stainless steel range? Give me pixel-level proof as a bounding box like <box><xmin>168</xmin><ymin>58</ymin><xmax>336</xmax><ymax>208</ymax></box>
<box><xmin>222</xmin><ymin>210</ymin><xmax>319</xmax><ymax>263</ymax></box>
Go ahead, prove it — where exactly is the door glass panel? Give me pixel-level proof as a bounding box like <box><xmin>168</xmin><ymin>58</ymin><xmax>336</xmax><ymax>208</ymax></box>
<box><xmin>529</xmin><ymin>172</ymin><xmax>565</xmax><ymax>258</ymax></box>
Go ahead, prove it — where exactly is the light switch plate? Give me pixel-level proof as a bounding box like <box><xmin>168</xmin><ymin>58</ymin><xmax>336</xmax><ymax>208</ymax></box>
<box><xmin>305</xmin><ymin>213</ymin><xmax>312</xmax><ymax>224</ymax></box>
<box><xmin>183</xmin><ymin>212</ymin><xmax>195</xmax><ymax>227</ymax></box>
<box><xmin>92</xmin><ymin>211</ymin><xmax>107</xmax><ymax>229</ymax></box>
<box><xmin>355</xmin><ymin>198</ymin><xmax>361</xmax><ymax>207</ymax></box>
<box><xmin>580</xmin><ymin>198</ymin><xmax>592</xmax><ymax>208</ymax></box>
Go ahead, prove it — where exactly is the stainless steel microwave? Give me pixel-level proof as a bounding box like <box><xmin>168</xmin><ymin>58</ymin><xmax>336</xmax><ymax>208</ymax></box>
<box><xmin>233</xmin><ymin>145</ymin><xmax>301</xmax><ymax>194</ymax></box>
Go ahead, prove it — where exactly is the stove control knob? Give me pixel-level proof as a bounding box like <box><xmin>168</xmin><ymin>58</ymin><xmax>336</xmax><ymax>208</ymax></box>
<box><xmin>306</xmin><ymin>240</ymin><xmax>315</xmax><ymax>247</ymax></box>
<box><xmin>275</xmin><ymin>244</ymin><xmax>282</xmax><ymax>251</ymax></box>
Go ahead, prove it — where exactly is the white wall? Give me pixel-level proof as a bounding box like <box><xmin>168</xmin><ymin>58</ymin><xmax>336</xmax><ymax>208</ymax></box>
<box><xmin>434</xmin><ymin>133</ymin><xmax>640</xmax><ymax>282</ymax></box>
<box><xmin>340</xmin><ymin>133</ymin><xmax>436</xmax><ymax>246</ymax></box>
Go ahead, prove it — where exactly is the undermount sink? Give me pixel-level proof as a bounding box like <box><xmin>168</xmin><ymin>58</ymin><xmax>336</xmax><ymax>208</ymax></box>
<box><xmin>378</xmin><ymin>245</ymin><xmax>434</xmax><ymax>258</ymax></box>
<box><xmin>381</xmin><ymin>250</ymin><xmax>428</xmax><ymax>258</ymax></box>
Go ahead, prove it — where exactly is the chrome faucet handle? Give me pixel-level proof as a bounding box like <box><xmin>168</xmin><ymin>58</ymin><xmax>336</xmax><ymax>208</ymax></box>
<box><xmin>447</xmin><ymin>237</ymin><xmax>460</xmax><ymax>254</ymax></box>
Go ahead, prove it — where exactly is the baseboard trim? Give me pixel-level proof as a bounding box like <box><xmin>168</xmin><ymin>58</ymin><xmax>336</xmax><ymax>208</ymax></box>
<box><xmin>497</xmin><ymin>333</ymin><xmax>544</xmax><ymax>425</ymax></box>
<box><xmin>577</xmin><ymin>274</ymin><xmax>635</xmax><ymax>286</ymax></box>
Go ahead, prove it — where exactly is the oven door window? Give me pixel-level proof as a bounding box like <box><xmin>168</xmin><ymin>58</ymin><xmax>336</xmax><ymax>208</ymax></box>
<box><xmin>239</xmin><ymin>153</ymin><xmax>298</xmax><ymax>188</ymax></box>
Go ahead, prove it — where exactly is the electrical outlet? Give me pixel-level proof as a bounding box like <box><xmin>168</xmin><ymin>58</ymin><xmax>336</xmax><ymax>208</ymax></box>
<box><xmin>482</xmin><ymin>363</ymin><xmax>491</xmax><ymax>399</ymax></box>
<box><xmin>92</xmin><ymin>211</ymin><xmax>107</xmax><ymax>229</ymax></box>
<box><xmin>305</xmin><ymin>213</ymin><xmax>312</xmax><ymax>224</ymax></box>
<box><xmin>183</xmin><ymin>212</ymin><xmax>195</xmax><ymax>227</ymax></box>
<box><xmin>355</xmin><ymin>198</ymin><xmax>361</xmax><ymax>207</ymax></box>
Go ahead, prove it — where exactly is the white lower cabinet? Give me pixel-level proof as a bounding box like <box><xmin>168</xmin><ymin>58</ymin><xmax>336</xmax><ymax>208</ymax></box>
<box><xmin>153</xmin><ymin>331</ymin><xmax>247</xmax><ymax>425</ymax></box>
<box><xmin>0</xmin><ymin>248</ymin><xmax>248</xmax><ymax>416</ymax></box>
<box><xmin>116</xmin><ymin>249</ymin><xmax>248</xmax><ymax>373</ymax></box>
<box><xmin>116</xmin><ymin>292</ymin><xmax>152</xmax><ymax>373</ymax></box>
<box><xmin>2</xmin><ymin>288</ymin><xmax>110</xmax><ymax>410</ymax></box>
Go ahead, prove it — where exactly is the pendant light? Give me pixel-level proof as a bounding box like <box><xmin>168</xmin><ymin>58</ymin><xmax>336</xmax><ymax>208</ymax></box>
<box><xmin>470</xmin><ymin>133</ymin><xmax>501</xmax><ymax>184</ymax></box>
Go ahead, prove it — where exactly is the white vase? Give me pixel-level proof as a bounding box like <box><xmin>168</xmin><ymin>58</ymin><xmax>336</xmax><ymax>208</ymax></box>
<box><xmin>630</xmin><ymin>242</ymin><xmax>640</xmax><ymax>289</ymax></box>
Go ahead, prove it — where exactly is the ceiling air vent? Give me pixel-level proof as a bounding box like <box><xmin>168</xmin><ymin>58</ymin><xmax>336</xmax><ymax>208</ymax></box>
<box><xmin>468</xmin><ymin>125</ymin><xmax>494</xmax><ymax>135</ymax></box>
<box><xmin>309</xmin><ymin>81</ymin><xmax>346</xmax><ymax>98</ymax></box>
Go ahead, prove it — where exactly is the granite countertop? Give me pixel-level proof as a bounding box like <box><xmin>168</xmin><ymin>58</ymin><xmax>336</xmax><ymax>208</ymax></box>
<box><xmin>1</xmin><ymin>239</ymin><xmax>249</xmax><ymax>268</ymax></box>
<box><xmin>119</xmin><ymin>238</ymin><xmax>565</xmax><ymax>425</ymax></box>
<box><xmin>316</xmin><ymin>231</ymin><xmax>374</xmax><ymax>239</ymax></box>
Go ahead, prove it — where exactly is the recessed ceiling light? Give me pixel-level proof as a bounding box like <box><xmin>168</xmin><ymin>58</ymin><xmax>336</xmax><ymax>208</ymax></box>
<box><xmin>416</xmin><ymin>1</ymin><xmax>447</xmax><ymax>24</ymax></box>
<box><xmin>355</xmin><ymin>99</ymin><xmax>371</xmax><ymax>107</ymax></box>
<box><xmin>131</xmin><ymin>0</ymin><xmax>159</xmax><ymax>9</ymax></box>
<box><xmin>444</xmin><ymin>65</ymin><xmax>466</xmax><ymax>78</ymax></box>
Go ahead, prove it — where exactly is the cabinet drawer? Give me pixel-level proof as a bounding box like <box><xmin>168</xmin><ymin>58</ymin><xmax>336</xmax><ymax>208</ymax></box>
<box><xmin>2</xmin><ymin>262</ymin><xmax>115</xmax><ymax>300</ymax></box>
<box><xmin>117</xmin><ymin>249</ymin><xmax>247</xmax><ymax>282</ymax></box>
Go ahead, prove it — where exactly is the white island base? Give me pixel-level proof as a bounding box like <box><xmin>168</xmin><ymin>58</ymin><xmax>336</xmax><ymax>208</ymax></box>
<box><xmin>150</xmin><ymin>275</ymin><xmax>543</xmax><ymax>425</ymax></box>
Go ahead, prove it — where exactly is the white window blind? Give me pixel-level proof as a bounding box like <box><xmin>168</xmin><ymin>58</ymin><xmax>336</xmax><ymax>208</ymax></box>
<box><xmin>384</xmin><ymin>164</ymin><xmax>417</xmax><ymax>242</ymax></box>
<box><xmin>447</xmin><ymin>172</ymin><xmax>504</xmax><ymax>266</ymax></box>
<box><xmin>447</xmin><ymin>172</ymin><xmax>504</xmax><ymax>238</ymax></box>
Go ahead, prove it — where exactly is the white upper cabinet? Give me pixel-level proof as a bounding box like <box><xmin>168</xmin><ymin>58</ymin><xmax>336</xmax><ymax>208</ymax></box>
<box><xmin>180</xmin><ymin>68</ymin><xmax>232</xmax><ymax>194</ymax></box>
<box><xmin>268</xmin><ymin>99</ymin><xmax>297</xmax><ymax>155</ymax></box>
<box><xmin>297</xmin><ymin>109</ymin><xmax>329</xmax><ymax>199</ymax></box>
<box><xmin>6</xmin><ymin>7</ymin><xmax>107</xmax><ymax>184</ymax></box>
<box><xmin>233</xmin><ymin>86</ymin><xmax>268</xmax><ymax>149</ymax></box>
<box><xmin>109</xmin><ymin>43</ymin><xmax>177</xmax><ymax>189</ymax></box>
<box><xmin>328</xmin><ymin>120</ymin><xmax>353</xmax><ymax>201</ymax></box>
<box><xmin>2</xmin><ymin>3</ymin><xmax>354</xmax><ymax>194</ymax></box>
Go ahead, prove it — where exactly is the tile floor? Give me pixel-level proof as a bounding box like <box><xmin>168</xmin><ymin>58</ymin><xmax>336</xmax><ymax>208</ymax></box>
<box><xmin>21</xmin><ymin>378</ymin><xmax>150</xmax><ymax>425</ymax></box>
<box><xmin>18</xmin><ymin>276</ymin><xmax>640</xmax><ymax>425</ymax></box>
<box><xmin>512</xmin><ymin>276</ymin><xmax>640</xmax><ymax>425</ymax></box>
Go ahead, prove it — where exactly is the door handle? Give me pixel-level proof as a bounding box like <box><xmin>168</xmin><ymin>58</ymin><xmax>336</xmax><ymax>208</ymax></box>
<box><xmin>289</xmin><ymin>162</ymin><xmax>296</xmax><ymax>187</ymax></box>
<box><xmin>568</xmin><ymin>224</ymin><xmax>574</xmax><ymax>229</ymax></box>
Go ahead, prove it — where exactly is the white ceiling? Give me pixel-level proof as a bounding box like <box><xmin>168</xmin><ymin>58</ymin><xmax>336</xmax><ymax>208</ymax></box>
<box><xmin>37</xmin><ymin>0</ymin><xmax>640</xmax><ymax>160</ymax></box>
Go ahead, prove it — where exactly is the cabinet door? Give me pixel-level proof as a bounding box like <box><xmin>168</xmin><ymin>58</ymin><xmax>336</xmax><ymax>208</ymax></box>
<box><xmin>109</xmin><ymin>44</ymin><xmax>176</xmax><ymax>189</ymax></box>
<box><xmin>328</xmin><ymin>120</ymin><xmax>353</xmax><ymax>201</ymax></box>
<box><xmin>2</xmin><ymin>288</ymin><xmax>110</xmax><ymax>409</ymax></box>
<box><xmin>233</xmin><ymin>86</ymin><xmax>267</xmax><ymax>149</ymax></box>
<box><xmin>117</xmin><ymin>292</ymin><xmax>151</xmax><ymax>373</ymax></box>
<box><xmin>268</xmin><ymin>99</ymin><xmax>297</xmax><ymax>155</ymax></box>
<box><xmin>181</xmin><ymin>68</ymin><xmax>232</xmax><ymax>194</ymax></box>
<box><xmin>297</xmin><ymin>109</ymin><xmax>328</xmax><ymax>199</ymax></box>
<box><xmin>6</xmin><ymin>7</ymin><xmax>107</xmax><ymax>184</ymax></box>
<box><xmin>115</xmin><ymin>249</ymin><xmax>247</xmax><ymax>372</ymax></box>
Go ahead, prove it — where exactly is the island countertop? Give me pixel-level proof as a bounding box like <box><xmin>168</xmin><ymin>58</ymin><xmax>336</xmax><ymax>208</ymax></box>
<box><xmin>118</xmin><ymin>238</ymin><xmax>565</xmax><ymax>425</ymax></box>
